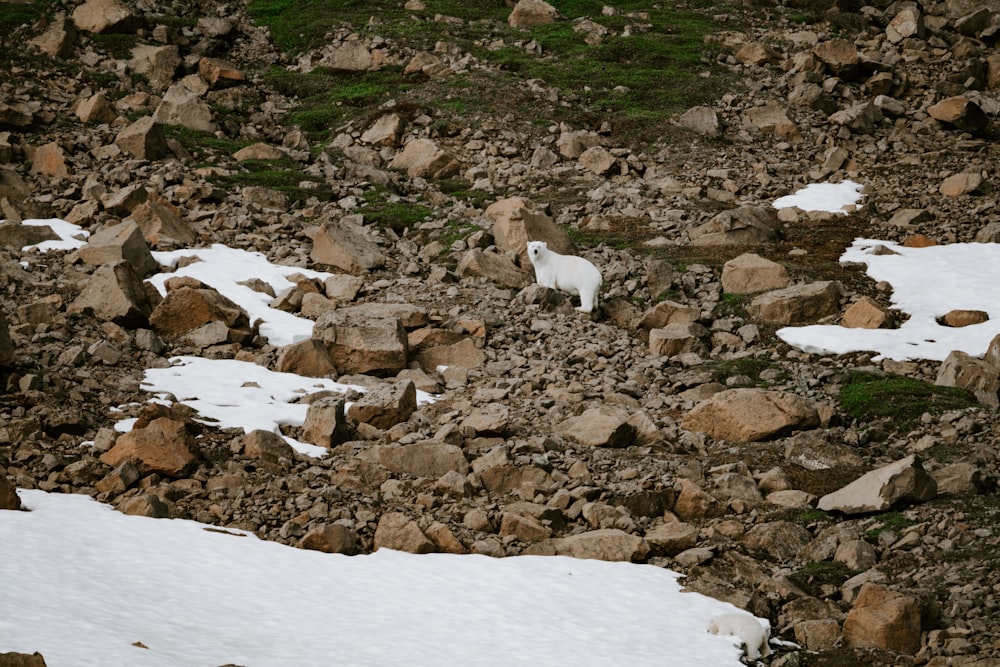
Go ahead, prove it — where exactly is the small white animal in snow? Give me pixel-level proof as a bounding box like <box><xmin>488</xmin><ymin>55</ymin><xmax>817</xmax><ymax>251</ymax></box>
<box><xmin>525</xmin><ymin>240</ymin><xmax>602</xmax><ymax>313</ymax></box>
<box><xmin>707</xmin><ymin>613</ymin><xmax>771</xmax><ymax>661</ymax></box>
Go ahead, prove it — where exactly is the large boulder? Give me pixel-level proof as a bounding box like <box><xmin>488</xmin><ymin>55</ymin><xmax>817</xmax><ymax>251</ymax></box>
<box><xmin>721</xmin><ymin>253</ymin><xmax>790</xmax><ymax>294</ymax></box>
<box><xmin>309</xmin><ymin>216</ymin><xmax>386</xmax><ymax>274</ymax></box>
<box><xmin>388</xmin><ymin>138</ymin><xmax>459</xmax><ymax>179</ymax></box>
<box><xmin>72</xmin><ymin>0</ymin><xmax>138</xmax><ymax>34</ymax></box>
<box><xmin>842</xmin><ymin>583</ymin><xmax>922</xmax><ymax>654</ymax></box>
<box><xmin>152</xmin><ymin>83</ymin><xmax>218</xmax><ymax>133</ymax></box>
<box><xmin>508</xmin><ymin>0</ymin><xmax>562</xmax><ymax>27</ymax></box>
<box><xmin>485</xmin><ymin>196</ymin><xmax>573</xmax><ymax>264</ymax></box>
<box><xmin>148</xmin><ymin>286</ymin><xmax>250</xmax><ymax>342</ymax></box>
<box><xmin>347</xmin><ymin>380</ymin><xmax>417</xmax><ymax>430</ymax></box>
<box><xmin>747</xmin><ymin>281</ymin><xmax>842</xmax><ymax>325</ymax></box>
<box><xmin>312</xmin><ymin>307</ymin><xmax>408</xmax><ymax>375</ymax></box>
<box><xmin>689</xmin><ymin>206</ymin><xmax>781</xmax><ymax>246</ymax></box>
<box><xmin>818</xmin><ymin>455</ymin><xmax>937</xmax><ymax>514</ymax></box>
<box><xmin>70</xmin><ymin>220</ymin><xmax>158</xmax><ymax>277</ymax></box>
<box><xmin>682</xmin><ymin>388</ymin><xmax>819</xmax><ymax>442</ymax></box>
<box><xmin>100</xmin><ymin>417</ymin><xmax>197</xmax><ymax>477</ymax></box>
<box><xmin>69</xmin><ymin>261</ymin><xmax>154</xmax><ymax>328</ymax></box>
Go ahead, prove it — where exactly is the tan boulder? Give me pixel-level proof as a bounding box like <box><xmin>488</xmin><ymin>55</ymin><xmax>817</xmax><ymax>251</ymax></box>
<box><xmin>456</xmin><ymin>248</ymin><xmax>531</xmax><ymax>289</ymax></box>
<box><xmin>233</xmin><ymin>143</ymin><xmax>287</xmax><ymax>162</ymax></box>
<box><xmin>310</xmin><ymin>217</ymin><xmax>386</xmax><ymax>274</ymax></box>
<box><xmin>275</xmin><ymin>339</ymin><xmax>338</xmax><ymax>377</ymax></box>
<box><xmin>374</xmin><ymin>512</ymin><xmax>434</xmax><ymax>553</ymax></box>
<box><xmin>813</xmin><ymin>38</ymin><xmax>860</xmax><ymax>78</ymax></box>
<box><xmin>241</xmin><ymin>430</ymin><xmax>295</xmax><ymax>464</ymax></box>
<box><xmin>886</xmin><ymin>5</ymin><xmax>923</xmax><ymax>43</ymax></box>
<box><xmin>69</xmin><ymin>261</ymin><xmax>153</xmax><ymax>328</ymax></box>
<box><xmin>347</xmin><ymin>380</ymin><xmax>417</xmax><ymax>430</ymax></box>
<box><xmin>459</xmin><ymin>403</ymin><xmax>510</xmax><ymax>437</ymax></box>
<box><xmin>29</xmin><ymin>16</ymin><xmax>77</xmax><ymax>59</ymax></box>
<box><xmin>557</xmin><ymin>405</ymin><xmax>636</xmax><ymax>448</ymax></box>
<box><xmin>721</xmin><ymin>253</ymin><xmax>790</xmax><ymax>294</ymax></box>
<box><xmin>100</xmin><ymin>417</ymin><xmax>197</xmax><ymax>477</ymax></box>
<box><xmin>747</xmin><ymin>281</ymin><xmax>842</xmax><ymax>325</ymax></box>
<box><xmin>842</xmin><ymin>583</ymin><xmax>922</xmax><ymax>654</ymax></box>
<box><xmin>928</xmin><ymin>96</ymin><xmax>989</xmax><ymax>133</ymax></box>
<box><xmin>941</xmin><ymin>309</ymin><xmax>989</xmax><ymax>327</ymax></box>
<box><xmin>72</xmin><ymin>0</ymin><xmax>138</xmax><ymax>34</ymax></box>
<box><xmin>935</xmin><ymin>350</ymin><xmax>1000</xmax><ymax>406</ymax></box>
<box><xmin>70</xmin><ymin>220</ymin><xmax>158</xmax><ymax>277</ymax></box>
<box><xmin>677</xmin><ymin>106</ymin><xmax>722</xmax><ymax>137</ymax></box>
<box><xmin>673</xmin><ymin>478</ymin><xmax>724</xmax><ymax>520</ymax></box>
<box><xmin>743</xmin><ymin>521</ymin><xmax>812</xmax><ymax>561</ymax></box>
<box><xmin>127</xmin><ymin>195</ymin><xmax>197</xmax><ymax>247</ymax></box>
<box><xmin>578</xmin><ymin>145</ymin><xmax>616</xmax><ymax>175</ymax></box>
<box><xmin>499</xmin><ymin>512</ymin><xmax>552</xmax><ymax>543</ymax></box>
<box><xmin>0</xmin><ymin>101</ymin><xmax>32</xmax><ymax>130</ymax></box>
<box><xmin>644</xmin><ymin>521</ymin><xmax>698</xmax><ymax>556</ymax></box>
<box><xmin>556</xmin><ymin>129</ymin><xmax>601</xmax><ymax>159</ymax></box>
<box><xmin>152</xmin><ymin>83</ymin><xmax>217</xmax><ymax>133</ymax></box>
<box><xmin>485</xmin><ymin>196</ymin><xmax>573</xmax><ymax>263</ymax></box>
<box><xmin>115</xmin><ymin>116</ymin><xmax>168</xmax><ymax>161</ymax></box>
<box><xmin>198</xmin><ymin>57</ymin><xmax>245</xmax><ymax>88</ymax></box>
<box><xmin>76</xmin><ymin>92</ymin><xmax>117</xmax><ymax>124</ymax></box>
<box><xmin>149</xmin><ymin>286</ymin><xmax>250</xmax><ymax>341</ymax></box>
<box><xmin>538</xmin><ymin>528</ymin><xmax>649</xmax><ymax>562</ymax></box>
<box><xmin>818</xmin><ymin>455</ymin><xmax>937</xmax><ymax>514</ymax></box>
<box><xmin>648</xmin><ymin>322</ymin><xmax>709</xmax><ymax>357</ymax></box>
<box><xmin>683</xmin><ymin>388</ymin><xmax>819</xmax><ymax>442</ymax></box>
<box><xmin>735</xmin><ymin>41</ymin><xmax>779</xmax><ymax>66</ymax></box>
<box><xmin>302</xmin><ymin>397</ymin><xmax>353</xmax><ymax>448</ymax></box>
<box><xmin>841</xmin><ymin>296</ymin><xmax>891</xmax><ymax>329</ymax></box>
<box><xmin>301</xmin><ymin>523</ymin><xmax>358</xmax><ymax>555</ymax></box>
<box><xmin>939</xmin><ymin>172</ymin><xmax>984</xmax><ymax>196</ymax></box>
<box><xmin>743</xmin><ymin>102</ymin><xmax>801</xmax><ymax>142</ymax></box>
<box><xmin>793</xmin><ymin>619</ymin><xmax>841</xmax><ymax>651</ymax></box>
<box><xmin>689</xmin><ymin>205</ymin><xmax>781</xmax><ymax>246</ymax></box>
<box><xmin>0</xmin><ymin>220</ymin><xmax>57</xmax><ymax>250</ymax></box>
<box><xmin>371</xmin><ymin>442</ymin><xmax>469</xmax><ymax>478</ymax></box>
<box><xmin>388</xmin><ymin>137</ymin><xmax>460</xmax><ymax>179</ymax></box>
<box><xmin>413</xmin><ymin>336</ymin><xmax>486</xmax><ymax>373</ymax></box>
<box><xmin>637</xmin><ymin>300</ymin><xmax>700</xmax><ymax>329</ymax></box>
<box><xmin>360</xmin><ymin>113</ymin><xmax>404</xmax><ymax>147</ymax></box>
<box><xmin>312</xmin><ymin>308</ymin><xmax>408</xmax><ymax>375</ymax></box>
<box><xmin>31</xmin><ymin>142</ymin><xmax>69</xmax><ymax>179</ymax></box>
<box><xmin>129</xmin><ymin>45</ymin><xmax>180</xmax><ymax>90</ymax></box>
<box><xmin>508</xmin><ymin>0</ymin><xmax>562</xmax><ymax>27</ymax></box>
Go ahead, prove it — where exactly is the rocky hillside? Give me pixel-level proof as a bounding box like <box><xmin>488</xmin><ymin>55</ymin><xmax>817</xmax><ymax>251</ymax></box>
<box><xmin>3</xmin><ymin>0</ymin><xmax>1000</xmax><ymax>664</ymax></box>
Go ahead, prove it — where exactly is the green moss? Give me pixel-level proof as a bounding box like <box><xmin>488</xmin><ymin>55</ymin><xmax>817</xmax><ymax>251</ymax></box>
<box><xmin>360</xmin><ymin>188</ymin><xmax>431</xmax><ymax>234</ymax></box>
<box><xmin>788</xmin><ymin>560</ymin><xmax>857</xmax><ymax>598</ymax></box>
<box><xmin>708</xmin><ymin>357</ymin><xmax>788</xmax><ymax>387</ymax></box>
<box><xmin>838</xmin><ymin>371</ymin><xmax>976</xmax><ymax>427</ymax></box>
<box><xmin>863</xmin><ymin>511</ymin><xmax>916</xmax><ymax>543</ymax></box>
<box><xmin>90</xmin><ymin>33</ymin><xmax>140</xmax><ymax>59</ymax></box>
<box><xmin>0</xmin><ymin>0</ymin><xmax>48</xmax><ymax>35</ymax></box>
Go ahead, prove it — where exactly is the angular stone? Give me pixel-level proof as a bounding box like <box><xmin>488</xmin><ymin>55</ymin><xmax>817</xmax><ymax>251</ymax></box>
<box><xmin>648</xmin><ymin>322</ymin><xmax>708</xmax><ymax>357</ymax></box>
<box><xmin>578</xmin><ymin>145</ymin><xmax>615</xmax><ymax>175</ymax></box>
<box><xmin>118</xmin><ymin>494</ymin><xmax>170</xmax><ymax>518</ymax></box>
<box><xmin>313</xmin><ymin>308</ymin><xmax>408</xmax><ymax>375</ymax></box>
<box><xmin>310</xmin><ymin>217</ymin><xmax>386</xmax><ymax>274</ymax></box>
<box><xmin>842</xmin><ymin>583</ymin><xmax>922</xmax><ymax>654</ymax></box>
<box><xmin>748</xmin><ymin>281</ymin><xmax>842</xmax><ymax>325</ymax></box>
<box><xmin>935</xmin><ymin>350</ymin><xmax>999</xmax><ymax>406</ymax></box>
<box><xmin>683</xmin><ymin>388</ymin><xmax>819</xmax><ymax>442</ymax></box>
<box><xmin>939</xmin><ymin>172</ymin><xmax>984</xmax><ymax>196</ymax></box>
<box><xmin>374</xmin><ymin>512</ymin><xmax>434</xmax><ymax>554</ymax></box>
<box><xmin>942</xmin><ymin>309</ymin><xmax>989</xmax><ymax>327</ymax></box>
<box><xmin>673</xmin><ymin>478</ymin><xmax>724</xmax><ymax>520</ymax></box>
<box><xmin>829</xmin><ymin>102</ymin><xmax>882</xmax><ymax>135</ymax></box>
<box><xmin>556</xmin><ymin>129</ymin><xmax>601</xmax><ymax>159</ymax></box>
<box><xmin>689</xmin><ymin>206</ymin><xmax>781</xmax><ymax>246</ymax></box>
<box><xmin>127</xmin><ymin>195</ymin><xmax>197</xmax><ymax>247</ymax></box>
<box><xmin>100</xmin><ymin>417</ymin><xmax>197</xmax><ymax>477</ymax></box>
<box><xmin>678</xmin><ymin>106</ymin><xmax>722</xmax><ymax>137</ymax></box>
<box><xmin>813</xmin><ymin>38</ymin><xmax>860</xmax><ymax>78</ymax></box>
<box><xmin>360</xmin><ymin>113</ymin><xmax>404</xmax><ymax>147</ymax></box>
<box><xmin>557</xmin><ymin>406</ymin><xmax>636</xmax><ymax>448</ymax></box>
<box><xmin>275</xmin><ymin>339</ymin><xmax>338</xmax><ymax>378</ymax></box>
<box><xmin>928</xmin><ymin>97</ymin><xmax>989</xmax><ymax>133</ymax></box>
<box><xmin>499</xmin><ymin>512</ymin><xmax>552</xmax><ymax>543</ymax></box>
<box><xmin>0</xmin><ymin>310</ymin><xmax>13</xmax><ymax>366</ymax></box>
<box><xmin>414</xmin><ymin>337</ymin><xmax>486</xmax><ymax>373</ymax></box>
<box><xmin>72</xmin><ymin>0</ymin><xmax>138</xmax><ymax>34</ymax></box>
<box><xmin>115</xmin><ymin>116</ymin><xmax>168</xmax><ymax>160</ymax></box>
<box><xmin>841</xmin><ymin>296</ymin><xmax>890</xmax><ymax>329</ymax></box>
<box><xmin>242</xmin><ymin>429</ymin><xmax>295</xmax><ymax>464</ymax></box>
<box><xmin>459</xmin><ymin>403</ymin><xmax>509</xmax><ymax>436</ymax></box>
<box><xmin>233</xmin><ymin>143</ymin><xmax>287</xmax><ymax>162</ymax></box>
<box><xmin>389</xmin><ymin>138</ymin><xmax>460</xmax><ymax>179</ymax></box>
<box><xmin>76</xmin><ymin>92</ymin><xmax>117</xmax><ymax>124</ymax></box>
<box><xmin>373</xmin><ymin>442</ymin><xmax>469</xmax><ymax>478</ymax></box>
<box><xmin>508</xmin><ymin>0</ymin><xmax>562</xmax><ymax>27</ymax></box>
<box><xmin>29</xmin><ymin>16</ymin><xmax>78</xmax><ymax>59</ymax></box>
<box><xmin>743</xmin><ymin>103</ymin><xmax>801</xmax><ymax>142</ymax></box>
<box><xmin>457</xmin><ymin>248</ymin><xmax>531</xmax><ymax>289</ymax></box>
<box><xmin>302</xmin><ymin>397</ymin><xmax>353</xmax><ymax>448</ymax></box>
<box><xmin>793</xmin><ymin>619</ymin><xmax>841</xmax><ymax>651</ymax></box>
<box><xmin>153</xmin><ymin>83</ymin><xmax>217</xmax><ymax>133</ymax></box>
<box><xmin>818</xmin><ymin>455</ymin><xmax>937</xmax><ymax>514</ymax></box>
<box><xmin>1</xmin><ymin>471</ymin><xmax>21</xmax><ymax>510</ymax></box>
<box><xmin>932</xmin><ymin>462</ymin><xmax>982</xmax><ymax>496</ymax></box>
<box><xmin>486</xmin><ymin>196</ymin><xmax>573</xmax><ymax>263</ymax></box>
<box><xmin>722</xmin><ymin>253</ymin><xmax>789</xmax><ymax>294</ymax></box>
<box><xmin>637</xmin><ymin>300</ymin><xmax>700</xmax><ymax>330</ymax></box>
<box><xmin>542</xmin><ymin>528</ymin><xmax>649</xmax><ymax>562</ymax></box>
<box><xmin>743</xmin><ymin>521</ymin><xmax>812</xmax><ymax>561</ymax></box>
<box><xmin>129</xmin><ymin>44</ymin><xmax>180</xmax><ymax>90</ymax></box>
<box><xmin>69</xmin><ymin>261</ymin><xmax>153</xmax><ymax>328</ymax></box>
<box><xmin>71</xmin><ymin>220</ymin><xmax>158</xmax><ymax>277</ymax></box>
<box><xmin>301</xmin><ymin>523</ymin><xmax>358</xmax><ymax>554</ymax></box>
<box><xmin>0</xmin><ymin>652</ymin><xmax>49</xmax><ymax>667</ymax></box>
<box><xmin>149</xmin><ymin>286</ymin><xmax>250</xmax><ymax>341</ymax></box>
<box><xmin>198</xmin><ymin>57</ymin><xmax>245</xmax><ymax>88</ymax></box>
<box><xmin>347</xmin><ymin>380</ymin><xmax>416</xmax><ymax>430</ymax></box>
<box><xmin>31</xmin><ymin>142</ymin><xmax>69</xmax><ymax>179</ymax></box>
<box><xmin>644</xmin><ymin>521</ymin><xmax>698</xmax><ymax>556</ymax></box>
<box><xmin>886</xmin><ymin>5</ymin><xmax>924</xmax><ymax>43</ymax></box>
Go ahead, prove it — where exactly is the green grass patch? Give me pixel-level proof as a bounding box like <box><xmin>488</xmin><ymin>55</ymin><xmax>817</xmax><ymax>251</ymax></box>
<box><xmin>708</xmin><ymin>356</ymin><xmax>788</xmax><ymax>387</ymax></box>
<box><xmin>163</xmin><ymin>126</ymin><xmax>251</xmax><ymax>158</ymax></box>
<box><xmin>838</xmin><ymin>371</ymin><xmax>977</xmax><ymax>428</ymax></box>
<box><xmin>360</xmin><ymin>187</ymin><xmax>431</xmax><ymax>234</ymax></box>
<box><xmin>89</xmin><ymin>33</ymin><xmax>140</xmax><ymax>59</ymax></box>
<box><xmin>713</xmin><ymin>292</ymin><xmax>750</xmax><ymax>318</ymax></box>
<box><xmin>0</xmin><ymin>0</ymin><xmax>48</xmax><ymax>36</ymax></box>
<box><xmin>214</xmin><ymin>160</ymin><xmax>333</xmax><ymax>204</ymax></box>
<box><xmin>788</xmin><ymin>560</ymin><xmax>857</xmax><ymax>598</ymax></box>
<box><xmin>863</xmin><ymin>511</ymin><xmax>916</xmax><ymax>543</ymax></box>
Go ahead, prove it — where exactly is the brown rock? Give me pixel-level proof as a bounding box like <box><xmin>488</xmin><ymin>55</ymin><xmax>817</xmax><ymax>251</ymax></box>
<box><xmin>637</xmin><ymin>300</ymin><xmax>700</xmax><ymax>330</ymax></box>
<box><xmin>100</xmin><ymin>417</ymin><xmax>197</xmax><ymax>477</ymax></box>
<box><xmin>508</xmin><ymin>0</ymin><xmax>562</xmax><ymax>27</ymax></box>
<box><xmin>372</xmin><ymin>442</ymin><xmax>469</xmax><ymax>478</ymax></box>
<box><xmin>673</xmin><ymin>478</ymin><xmax>724</xmax><ymax>520</ymax></box>
<box><xmin>842</xmin><ymin>583</ymin><xmax>922</xmax><ymax>654</ymax></box>
<box><xmin>152</xmin><ymin>83</ymin><xmax>217</xmax><ymax>133</ymax></box>
<box><xmin>499</xmin><ymin>512</ymin><xmax>552</xmax><ymax>543</ymax></box>
<box><xmin>242</xmin><ymin>429</ymin><xmax>295</xmax><ymax>464</ymax></box>
<box><xmin>301</xmin><ymin>397</ymin><xmax>353</xmax><ymax>448</ymax></box>
<box><xmin>149</xmin><ymin>286</ymin><xmax>250</xmax><ymax>341</ymax></box>
<box><xmin>747</xmin><ymin>281</ymin><xmax>842</xmax><ymax>325</ymax></box>
<box><xmin>360</xmin><ymin>113</ymin><xmax>404</xmax><ymax>147</ymax></box>
<box><xmin>29</xmin><ymin>16</ymin><xmax>77</xmax><ymax>59</ymax></box>
<box><xmin>115</xmin><ymin>116</ymin><xmax>168</xmax><ymax>160</ymax></box>
<box><xmin>644</xmin><ymin>521</ymin><xmax>698</xmax><ymax>556</ymax></box>
<box><xmin>935</xmin><ymin>350</ymin><xmax>999</xmax><ymax>406</ymax></box>
<box><xmin>0</xmin><ymin>471</ymin><xmax>21</xmax><ymax>510</ymax></box>
<box><xmin>127</xmin><ymin>195</ymin><xmax>197</xmax><ymax>247</ymax></box>
<box><xmin>459</xmin><ymin>403</ymin><xmax>509</xmax><ymax>436</ymax></box>
<box><xmin>456</xmin><ymin>248</ymin><xmax>531</xmax><ymax>289</ymax></box>
<box><xmin>939</xmin><ymin>172</ymin><xmax>984</xmax><ymax>196</ymax></box>
<box><xmin>886</xmin><ymin>5</ymin><xmax>924</xmax><ymax>43</ymax></box>
<box><xmin>0</xmin><ymin>652</ymin><xmax>48</xmax><ymax>666</ymax></box>
<box><xmin>76</xmin><ymin>92</ymin><xmax>117</xmax><ymax>124</ymax></box>
<box><xmin>129</xmin><ymin>44</ymin><xmax>181</xmax><ymax>90</ymax></box>
<box><xmin>722</xmin><ymin>253</ymin><xmax>790</xmax><ymax>294</ymax></box>
<box><xmin>310</xmin><ymin>217</ymin><xmax>386</xmax><ymax>274</ymax></box>
<box><xmin>557</xmin><ymin>406</ymin><xmax>636</xmax><ymax>447</ymax></box>
<box><xmin>543</xmin><ymin>528</ymin><xmax>649</xmax><ymax>562</ymax></box>
<box><xmin>31</xmin><ymin>142</ymin><xmax>69</xmax><ymax>179</ymax></box>
<box><xmin>648</xmin><ymin>322</ymin><xmax>709</xmax><ymax>357</ymax></box>
<box><xmin>347</xmin><ymin>380</ymin><xmax>417</xmax><ymax>430</ymax></box>
<box><xmin>198</xmin><ymin>57</ymin><xmax>245</xmax><ymax>88</ymax></box>
<box><xmin>578</xmin><ymin>145</ymin><xmax>616</xmax><ymax>175</ymax></box>
<box><xmin>486</xmin><ymin>196</ymin><xmax>574</xmax><ymax>263</ymax></box>
<box><xmin>689</xmin><ymin>205</ymin><xmax>781</xmax><ymax>246</ymax></box>
<box><xmin>374</xmin><ymin>512</ymin><xmax>434</xmax><ymax>553</ymax></box>
<box><xmin>813</xmin><ymin>38</ymin><xmax>860</xmax><ymax>78</ymax></box>
<box><xmin>69</xmin><ymin>261</ymin><xmax>153</xmax><ymax>328</ymax></box>
<box><xmin>72</xmin><ymin>0</ymin><xmax>138</xmax><ymax>34</ymax></box>
<box><xmin>313</xmin><ymin>308</ymin><xmax>408</xmax><ymax>375</ymax></box>
<box><xmin>678</xmin><ymin>106</ymin><xmax>722</xmax><ymax>137</ymax></box>
<box><xmin>743</xmin><ymin>521</ymin><xmax>812</xmax><ymax>561</ymax></box>
<box><xmin>388</xmin><ymin>137</ymin><xmax>460</xmax><ymax>179</ymax></box>
<box><xmin>0</xmin><ymin>310</ymin><xmax>14</xmax><ymax>366</ymax></box>
<box><xmin>941</xmin><ymin>309</ymin><xmax>989</xmax><ymax>327</ymax></box>
<box><xmin>301</xmin><ymin>523</ymin><xmax>358</xmax><ymax>554</ymax></box>
<box><xmin>793</xmin><ymin>619</ymin><xmax>841</xmax><ymax>651</ymax></box>
<box><xmin>275</xmin><ymin>339</ymin><xmax>338</xmax><ymax>377</ymax></box>
<box><xmin>683</xmin><ymin>388</ymin><xmax>819</xmax><ymax>442</ymax></box>
<box><xmin>71</xmin><ymin>220</ymin><xmax>158</xmax><ymax>277</ymax></box>
<box><xmin>743</xmin><ymin>103</ymin><xmax>802</xmax><ymax>142</ymax></box>
<box><xmin>928</xmin><ymin>96</ymin><xmax>989</xmax><ymax>133</ymax></box>
<box><xmin>841</xmin><ymin>296</ymin><xmax>891</xmax><ymax>329</ymax></box>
